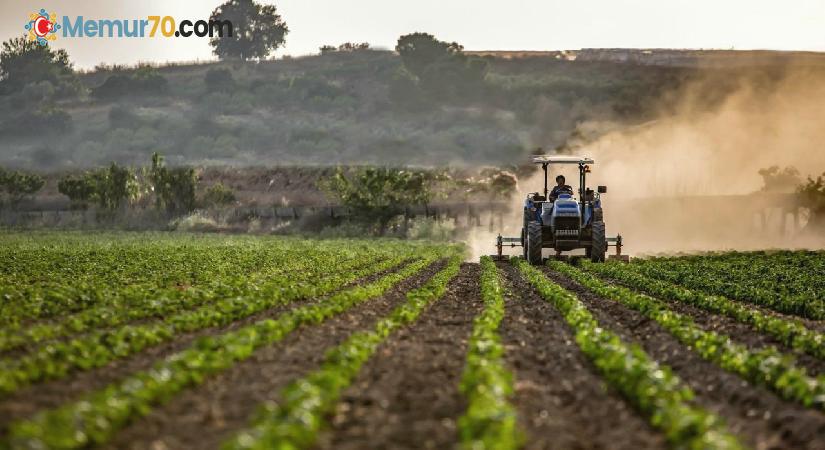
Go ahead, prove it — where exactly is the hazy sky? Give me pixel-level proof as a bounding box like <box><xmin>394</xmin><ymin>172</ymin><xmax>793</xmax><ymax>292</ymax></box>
<box><xmin>3</xmin><ymin>0</ymin><xmax>825</xmax><ymax>68</ymax></box>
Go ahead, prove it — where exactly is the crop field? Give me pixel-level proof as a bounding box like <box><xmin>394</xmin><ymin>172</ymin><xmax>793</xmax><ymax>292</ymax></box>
<box><xmin>0</xmin><ymin>232</ymin><xmax>823</xmax><ymax>449</ymax></box>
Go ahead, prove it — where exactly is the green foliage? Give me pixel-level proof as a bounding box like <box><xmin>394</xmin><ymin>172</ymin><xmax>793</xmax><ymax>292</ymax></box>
<box><xmin>149</xmin><ymin>152</ymin><xmax>197</xmax><ymax>213</ymax></box>
<box><xmin>0</xmin><ymin>35</ymin><xmax>74</xmax><ymax>95</ymax></box>
<box><xmin>205</xmin><ymin>68</ymin><xmax>235</xmax><ymax>92</ymax></box>
<box><xmin>210</xmin><ymin>0</ymin><xmax>288</xmax><ymax>61</ymax></box>
<box><xmin>319</xmin><ymin>166</ymin><xmax>437</xmax><ymax>229</ymax></box>
<box><xmin>551</xmin><ymin>261</ymin><xmax>825</xmax><ymax>411</ymax></box>
<box><xmin>517</xmin><ymin>259</ymin><xmax>742</xmax><ymax>449</ymax></box>
<box><xmin>458</xmin><ymin>257</ymin><xmax>522</xmax><ymax>449</ymax></box>
<box><xmin>583</xmin><ymin>261</ymin><xmax>825</xmax><ymax>361</ymax></box>
<box><xmin>57</xmin><ymin>175</ymin><xmax>95</xmax><ymax>208</ymax></box>
<box><xmin>222</xmin><ymin>256</ymin><xmax>461</xmax><ymax>449</ymax></box>
<box><xmin>320</xmin><ymin>42</ymin><xmax>370</xmax><ymax>54</ymax></box>
<box><xmin>395</xmin><ymin>33</ymin><xmax>488</xmax><ymax>102</ymax></box>
<box><xmin>0</xmin><ymin>169</ymin><xmax>44</xmax><ymax>207</ymax></box>
<box><xmin>202</xmin><ymin>182</ymin><xmax>236</xmax><ymax>206</ymax></box>
<box><xmin>632</xmin><ymin>252</ymin><xmax>825</xmax><ymax>320</ymax></box>
<box><xmin>57</xmin><ymin>163</ymin><xmax>137</xmax><ymax>211</ymax></box>
<box><xmin>91</xmin><ymin>66</ymin><xmax>168</xmax><ymax>100</ymax></box>
<box><xmin>0</xmin><ymin>254</ymin><xmax>407</xmax><ymax>398</ymax></box>
<box><xmin>6</xmin><ymin>241</ymin><xmax>454</xmax><ymax>448</ymax></box>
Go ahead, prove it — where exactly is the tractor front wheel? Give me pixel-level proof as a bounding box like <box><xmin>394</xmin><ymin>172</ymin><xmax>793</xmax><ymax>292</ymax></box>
<box><xmin>527</xmin><ymin>221</ymin><xmax>543</xmax><ymax>265</ymax></box>
<box><xmin>590</xmin><ymin>221</ymin><xmax>607</xmax><ymax>263</ymax></box>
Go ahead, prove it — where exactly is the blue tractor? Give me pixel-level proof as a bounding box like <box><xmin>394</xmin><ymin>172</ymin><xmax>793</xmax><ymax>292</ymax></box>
<box><xmin>496</xmin><ymin>155</ymin><xmax>626</xmax><ymax>264</ymax></box>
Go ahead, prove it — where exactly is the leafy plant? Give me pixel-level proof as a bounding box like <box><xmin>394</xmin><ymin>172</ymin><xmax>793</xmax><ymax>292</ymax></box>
<box><xmin>222</xmin><ymin>256</ymin><xmax>462</xmax><ymax>449</ymax></box>
<box><xmin>582</xmin><ymin>261</ymin><xmax>825</xmax><ymax>360</ymax></box>
<box><xmin>551</xmin><ymin>261</ymin><xmax>825</xmax><ymax>411</ymax></box>
<box><xmin>458</xmin><ymin>256</ymin><xmax>522</xmax><ymax>449</ymax></box>
<box><xmin>517</xmin><ymin>259</ymin><xmax>742</xmax><ymax>449</ymax></box>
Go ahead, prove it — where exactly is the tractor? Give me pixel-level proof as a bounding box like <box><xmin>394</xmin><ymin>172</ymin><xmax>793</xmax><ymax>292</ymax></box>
<box><xmin>495</xmin><ymin>155</ymin><xmax>627</xmax><ymax>264</ymax></box>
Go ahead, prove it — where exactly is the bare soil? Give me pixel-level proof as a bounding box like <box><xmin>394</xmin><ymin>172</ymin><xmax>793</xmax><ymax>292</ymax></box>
<box><xmin>498</xmin><ymin>262</ymin><xmax>667</xmax><ymax>450</ymax></box>
<box><xmin>0</xmin><ymin>259</ymin><xmax>403</xmax><ymax>435</ymax></box>
<box><xmin>544</xmin><ymin>268</ymin><xmax>825</xmax><ymax>450</ymax></box>
<box><xmin>101</xmin><ymin>260</ymin><xmax>446</xmax><ymax>450</ymax></box>
<box><xmin>315</xmin><ymin>263</ymin><xmax>483</xmax><ymax>450</ymax></box>
<box><xmin>601</xmin><ymin>274</ymin><xmax>825</xmax><ymax>376</ymax></box>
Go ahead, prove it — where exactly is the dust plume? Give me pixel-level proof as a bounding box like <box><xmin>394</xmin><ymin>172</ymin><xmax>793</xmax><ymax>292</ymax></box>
<box><xmin>472</xmin><ymin>62</ymin><xmax>825</xmax><ymax>259</ymax></box>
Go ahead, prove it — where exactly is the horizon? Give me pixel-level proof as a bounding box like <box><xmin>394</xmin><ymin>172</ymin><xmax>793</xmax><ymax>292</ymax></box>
<box><xmin>2</xmin><ymin>0</ymin><xmax>825</xmax><ymax>69</ymax></box>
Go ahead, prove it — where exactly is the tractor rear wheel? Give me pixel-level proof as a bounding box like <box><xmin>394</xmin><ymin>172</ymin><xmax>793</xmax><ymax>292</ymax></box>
<box><xmin>590</xmin><ymin>221</ymin><xmax>606</xmax><ymax>263</ymax></box>
<box><xmin>521</xmin><ymin>228</ymin><xmax>528</xmax><ymax>259</ymax></box>
<box><xmin>527</xmin><ymin>221</ymin><xmax>543</xmax><ymax>265</ymax></box>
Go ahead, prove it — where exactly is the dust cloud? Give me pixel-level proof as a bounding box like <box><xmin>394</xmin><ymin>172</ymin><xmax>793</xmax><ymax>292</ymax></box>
<box><xmin>470</xmin><ymin>63</ymin><xmax>825</xmax><ymax>259</ymax></box>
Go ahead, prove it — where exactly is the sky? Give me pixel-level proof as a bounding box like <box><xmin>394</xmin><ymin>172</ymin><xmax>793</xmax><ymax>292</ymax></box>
<box><xmin>3</xmin><ymin>0</ymin><xmax>825</xmax><ymax>69</ymax></box>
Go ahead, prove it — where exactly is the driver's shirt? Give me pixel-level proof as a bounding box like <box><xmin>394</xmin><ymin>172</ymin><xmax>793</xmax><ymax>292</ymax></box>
<box><xmin>550</xmin><ymin>184</ymin><xmax>573</xmax><ymax>199</ymax></box>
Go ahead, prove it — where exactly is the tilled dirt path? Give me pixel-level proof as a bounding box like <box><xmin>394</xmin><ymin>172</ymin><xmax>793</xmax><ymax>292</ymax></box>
<box><xmin>101</xmin><ymin>260</ymin><xmax>446</xmax><ymax>450</ymax></box>
<box><xmin>544</xmin><ymin>268</ymin><xmax>825</xmax><ymax>450</ymax></box>
<box><xmin>0</xmin><ymin>260</ymin><xmax>404</xmax><ymax>436</ymax></box>
<box><xmin>499</xmin><ymin>262</ymin><xmax>666</xmax><ymax>450</ymax></box>
<box><xmin>601</xmin><ymin>275</ymin><xmax>825</xmax><ymax>376</ymax></box>
<box><xmin>314</xmin><ymin>263</ymin><xmax>483</xmax><ymax>450</ymax></box>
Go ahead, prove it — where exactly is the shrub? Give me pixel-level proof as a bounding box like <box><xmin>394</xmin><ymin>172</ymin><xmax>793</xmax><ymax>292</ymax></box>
<box><xmin>202</xmin><ymin>182</ymin><xmax>236</xmax><ymax>206</ymax></box>
<box><xmin>0</xmin><ymin>169</ymin><xmax>45</xmax><ymax>207</ymax></box>
<box><xmin>204</xmin><ymin>68</ymin><xmax>234</xmax><ymax>92</ymax></box>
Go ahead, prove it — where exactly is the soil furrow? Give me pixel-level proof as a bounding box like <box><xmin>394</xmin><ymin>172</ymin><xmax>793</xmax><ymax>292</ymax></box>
<box><xmin>602</xmin><ymin>274</ymin><xmax>825</xmax><ymax>376</ymax></box>
<box><xmin>498</xmin><ymin>262</ymin><xmax>666</xmax><ymax>450</ymax></box>
<box><xmin>0</xmin><ymin>260</ymin><xmax>408</xmax><ymax>434</ymax></box>
<box><xmin>100</xmin><ymin>259</ymin><xmax>446</xmax><ymax>450</ymax></box>
<box><xmin>543</xmin><ymin>267</ymin><xmax>825</xmax><ymax>450</ymax></box>
<box><xmin>314</xmin><ymin>263</ymin><xmax>483</xmax><ymax>450</ymax></box>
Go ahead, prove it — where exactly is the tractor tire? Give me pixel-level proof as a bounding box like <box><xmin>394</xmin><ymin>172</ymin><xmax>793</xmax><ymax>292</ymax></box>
<box><xmin>521</xmin><ymin>227</ymin><xmax>528</xmax><ymax>259</ymax></box>
<box><xmin>590</xmin><ymin>220</ymin><xmax>607</xmax><ymax>263</ymax></box>
<box><xmin>593</xmin><ymin>208</ymin><xmax>603</xmax><ymax>223</ymax></box>
<box><xmin>527</xmin><ymin>221</ymin><xmax>543</xmax><ymax>265</ymax></box>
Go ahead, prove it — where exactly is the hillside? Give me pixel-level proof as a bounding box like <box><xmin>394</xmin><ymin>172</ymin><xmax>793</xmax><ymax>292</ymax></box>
<box><xmin>0</xmin><ymin>49</ymin><xmax>693</xmax><ymax>169</ymax></box>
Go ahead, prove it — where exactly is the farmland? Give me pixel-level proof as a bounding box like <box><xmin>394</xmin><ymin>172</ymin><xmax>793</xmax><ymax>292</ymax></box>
<box><xmin>0</xmin><ymin>232</ymin><xmax>823</xmax><ymax>449</ymax></box>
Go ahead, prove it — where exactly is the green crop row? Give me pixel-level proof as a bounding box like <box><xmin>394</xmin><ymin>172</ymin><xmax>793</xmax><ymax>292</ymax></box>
<box><xmin>551</xmin><ymin>262</ymin><xmax>825</xmax><ymax>411</ymax></box>
<box><xmin>221</xmin><ymin>257</ymin><xmax>462</xmax><ymax>450</ymax></box>
<box><xmin>5</xmin><ymin>255</ymin><xmax>442</xmax><ymax>450</ymax></box>
<box><xmin>640</xmin><ymin>251</ymin><xmax>825</xmax><ymax>297</ymax></box>
<box><xmin>516</xmin><ymin>259</ymin><xmax>743</xmax><ymax>449</ymax></box>
<box><xmin>582</xmin><ymin>261</ymin><xmax>825</xmax><ymax>361</ymax></box>
<box><xmin>457</xmin><ymin>256</ymin><xmax>521</xmax><ymax>450</ymax></box>
<box><xmin>0</xmin><ymin>236</ymin><xmax>303</xmax><ymax>325</ymax></box>
<box><xmin>0</xmin><ymin>255</ymin><xmax>410</xmax><ymax>397</ymax></box>
<box><xmin>631</xmin><ymin>255</ymin><xmax>824</xmax><ymax>320</ymax></box>
<box><xmin>0</xmin><ymin>251</ymin><xmax>377</xmax><ymax>354</ymax></box>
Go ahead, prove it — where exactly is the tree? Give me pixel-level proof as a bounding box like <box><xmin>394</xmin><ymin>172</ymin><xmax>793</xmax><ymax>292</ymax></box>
<box><xmin>798</xmin><ymin>173</ymin><xmax>825</xmax><ymax>231</ymax></box>
<box><xmin>0</xmin><ymin>35</ymin><xmax>73</xmax><ymax>94</ymax></box>
<box><xmin>395</xmin><ymin>33</ymin><xmax>463</xmax><ymax>79</ymax></box>
<box><xmin>58</xmin><ymin>175</ymin><xmax>96</xmax><ymax>209</ymax></box>
<box><xmin>149</xmin><ymin>152</ymin><xmax>197</xmax><ymax>213</ymax></box>
<box><xmin>759</xmin><ymin>166</ymin><xmax>801</xmax><ymax>193</ymax></box>
<box><xmin>209</xmin><ymin>0</ymin><xmax>288</xmax><ymax>61</ymax></box>
<box><xmin>394</xmin><ymin>33</ymin><xmax>488</xmax><ymax>101</ymax></box>
<box><xmin>319</xmin><ymin>167</ymin><xmax>436</xmax><ymax>232</ymax></box>
<box><xmin>0</xmin><ymin>169</ymin><xmax>44</xmax><ymax>208</ymax></box>
<box><xmin>57</xmin><ymin>164</ymin><xmax>138</xmax><ymax>211</ymax></box>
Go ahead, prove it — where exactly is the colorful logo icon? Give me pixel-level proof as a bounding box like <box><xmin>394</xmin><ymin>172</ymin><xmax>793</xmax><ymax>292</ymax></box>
<box><xmin>25</xmin><ymin>9</ymin><xmax>61</xmax><ymax>46</ymax></box>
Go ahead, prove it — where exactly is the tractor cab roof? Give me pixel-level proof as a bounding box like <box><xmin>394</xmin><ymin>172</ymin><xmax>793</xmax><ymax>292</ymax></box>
<box><xmin>532</xmin><ymin>155</ymin><xmax>594</xmax><ymax>164</ymax></box>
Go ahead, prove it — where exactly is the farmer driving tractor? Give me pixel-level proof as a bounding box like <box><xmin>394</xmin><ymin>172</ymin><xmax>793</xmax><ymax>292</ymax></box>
<box><xmin>549</xmin><ymin>175</ymin><xmax>573</xmax><ymax>200</ymax></box>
